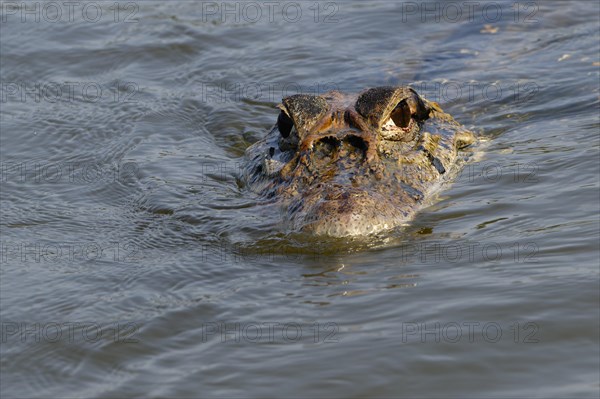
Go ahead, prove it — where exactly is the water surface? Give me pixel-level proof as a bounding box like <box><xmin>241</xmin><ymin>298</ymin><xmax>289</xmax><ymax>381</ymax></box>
<box><xmin>1</xmin><ymin>1</ymin><xmax>599</xmax><ymax>398</ymax></box>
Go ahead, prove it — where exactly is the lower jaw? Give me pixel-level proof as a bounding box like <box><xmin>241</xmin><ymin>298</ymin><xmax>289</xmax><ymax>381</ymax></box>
<box><xmin>298</xmin><ymin>213</ymin><xmax>399</xmax><ymax>237</ymax></box>
<box><xmin>303</xmin><ymin>225</ymin><xmax>391</xmax><ymax>237</ymax></box>
<box><xmin>286</xmin><ymin>191</ymin><xmax>409</xmax><ymax>237</ymax></box>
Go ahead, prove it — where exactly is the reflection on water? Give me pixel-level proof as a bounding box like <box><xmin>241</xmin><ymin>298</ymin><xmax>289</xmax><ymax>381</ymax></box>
<box><xmin>1</xmin><ymin>1</ymin><xmax>599</xmax><ymax>398</ymax></box>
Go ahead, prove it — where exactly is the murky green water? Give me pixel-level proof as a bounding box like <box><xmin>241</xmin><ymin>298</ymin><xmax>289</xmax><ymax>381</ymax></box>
<box><xmin>1</xmin><ymin>1</ymin><xmax>599</xmax><ymax>398</ymax></box>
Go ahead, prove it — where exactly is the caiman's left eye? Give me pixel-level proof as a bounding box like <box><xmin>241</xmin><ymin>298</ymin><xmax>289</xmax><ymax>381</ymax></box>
<box><xmin>277</xmin><ymin>111</ymin><xmax>294</xmax><ymax>138</ymax></box>
<box><xmin>390</xmin><ymin>100</ymin><xmax>412</xmax><ymax>129</ymax></box>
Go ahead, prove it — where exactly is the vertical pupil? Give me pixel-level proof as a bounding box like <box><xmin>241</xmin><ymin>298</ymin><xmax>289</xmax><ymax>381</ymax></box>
<box><xmin>277</xmin><ymin>111</ymin><xmax>294</xmax><ymax>138</ymax></box>
<box><xmin>390</xmin><ymin>101</ymin><xmax>411</xmax><ymax>128</ymax></box>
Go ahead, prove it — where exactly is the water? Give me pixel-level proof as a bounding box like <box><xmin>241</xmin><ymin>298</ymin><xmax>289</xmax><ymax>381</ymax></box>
<box><xmin>1</xmin><ymin>1</ymin><xmax>599</xmax><ymax>397</ymax></box>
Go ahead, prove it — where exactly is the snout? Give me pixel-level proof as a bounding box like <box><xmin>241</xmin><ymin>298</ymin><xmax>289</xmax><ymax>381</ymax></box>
<box><xmin>293</xmin><ymin>186</ymin><xmax>406</xmax><ymax>237</ymax></box>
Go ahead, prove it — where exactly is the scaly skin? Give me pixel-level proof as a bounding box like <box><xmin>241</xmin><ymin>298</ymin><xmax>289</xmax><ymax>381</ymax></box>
<box><xmin>242</xmin><ymin>86</ymin><xmax>475</xmax><ymax>237</ymax></box>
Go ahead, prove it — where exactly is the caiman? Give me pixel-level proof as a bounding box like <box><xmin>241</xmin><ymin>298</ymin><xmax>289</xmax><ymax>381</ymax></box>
<box><xmin>242</xmin><ymin>86</ymin><xmax>475</xmax><ymax>237</ymax></box>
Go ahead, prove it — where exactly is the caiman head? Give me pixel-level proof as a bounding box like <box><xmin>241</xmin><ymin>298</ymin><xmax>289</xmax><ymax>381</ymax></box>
<box><xmin>243</xmin><ymin>86</ymin><xmax>475</xmax><ymax>237</ymax></box>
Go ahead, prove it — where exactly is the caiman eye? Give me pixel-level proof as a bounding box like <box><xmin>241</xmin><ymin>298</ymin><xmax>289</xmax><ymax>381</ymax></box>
<box><xmin>390</xmin><ymin>100</ymin><xmax>412</xmax><ymax>129</ymax></box>
<box><xmin>277</xmin><ymin>111</ymin><xmax>294</xmax><ymax>138</ymax></box>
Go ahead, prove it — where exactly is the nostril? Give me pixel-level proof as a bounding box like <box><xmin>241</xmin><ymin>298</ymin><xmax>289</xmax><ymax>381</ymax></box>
<box><xmin>316</xmin><ymin>136</ymin><xmax>340</xmax><ymax>147</ymax></box>
<box><xmin>344</xmin><ymin>135</ymin><xmax>368</xmax><ymax>152</ymax></box>
<box><xmin>309</xmin><ymin>134</ymin><xmax>368</xmax><ymax>166</ymax></box>
<box><xmin>313</xmin><ymin>136</ymin><xmax>340</xmax><ymax>158</ymax></box>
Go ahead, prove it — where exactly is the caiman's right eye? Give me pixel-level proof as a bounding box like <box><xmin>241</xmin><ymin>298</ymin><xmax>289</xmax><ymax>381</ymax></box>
<box><xmin>277</xmin><ymin>111</ymin><xmax>294</xmax><ymax>138</ymax></box>
<box><xmin>390</xmin><ymin>100</ymin><xmax>412</xmax><ymax>129</ymax></box>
